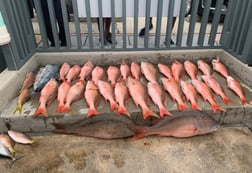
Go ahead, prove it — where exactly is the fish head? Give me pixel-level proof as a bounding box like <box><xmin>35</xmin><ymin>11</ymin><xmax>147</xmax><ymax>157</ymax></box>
<box><xmin>195</xmin><ymin>115</ymin><xmax>219</xmax><ymax>135</ymax></box>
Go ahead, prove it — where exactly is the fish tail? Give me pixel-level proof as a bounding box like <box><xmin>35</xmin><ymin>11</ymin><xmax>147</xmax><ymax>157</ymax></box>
<box><xmin>56</xmin><ymin>103</ymin><xmax>65</xmax><ymax>113</ymax></box>
<box><xmin>87</xmin><ymin>108</ymin><xmax>100</xmax><ymax>118</ymax></box>
<box><xmin>241</xmin><ymin>97</ymin><xmax>249</xmax><ymax>105</ymax></box>
<box><xmin>62</xmin><ymin>105</ymin><xmax>72</xmax><ymax>113</ymax></box>
<box><xmin>222</xmin><ymin>96</ymin><xmax>232</xmax><ymax>105</ymax></box>
<box><xmin>110</xmin><ymin>101</ymin><xmax>118</xmax><ymax>112</ymax></box>
<box><xmin>131</xmin><ymin>126</ymin><xmax>151</xmax><ymax>140</ymax></box>
<box><xmin>178</xmin><ymin>102</ymin><xmax>188</xmax><ymax>111</ymax></box>
<box><xmin>13</xmin><ymin>103</ymin><xmax>23</xmax><ymax>115</ymax></box>
<box><xmin>211</xmin><ymin>103</ymin><xmax>226</xmax><ymax>114</ymax></box>
<box><xmin>117</xmin><ymin>105</ymin><xmax>131</xmax><ymax>117</ymax></box>
<box><xmin>159</xmin><ymin>107</ymin><xmax>172</xmax><ymax>118</ymax></box>
<box><xmin>142</xmin><ymin>107</ymin><xmax>159</xmax><ymax>119</ymax></box>
<box><xmin>34</xmin><ymin>105</ymin><xmax>48</xmax><ymax>117</ymax></box>
<box><xmin>191</xmin><ymin>103</ymin><xmax>201</xmax><ymax>111</ymax></box>
<box><xmin>9</xmin><ymin>156</ymin><xmax>24</xmax><ymax>169</ymax></box>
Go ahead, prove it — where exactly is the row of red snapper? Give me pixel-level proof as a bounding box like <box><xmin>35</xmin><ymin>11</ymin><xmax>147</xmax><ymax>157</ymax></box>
<box><xmin>15</xmin><ymin>57</ymin><xmax>250</xmax><ymax>119</ymax></box>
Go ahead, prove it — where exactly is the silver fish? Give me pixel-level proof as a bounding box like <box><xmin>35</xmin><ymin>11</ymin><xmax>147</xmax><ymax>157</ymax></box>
<box><xmin>33</xmin><ymin>65</ymin><xmax>59</xmax><ymax>92</ymax></box>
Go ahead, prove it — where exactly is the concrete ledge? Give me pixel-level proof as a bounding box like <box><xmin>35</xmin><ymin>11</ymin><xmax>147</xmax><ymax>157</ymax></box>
<box><xmin>0</xmin><ymin>49</ymin><xmax>252</xmax><ymax>133</ymax></box>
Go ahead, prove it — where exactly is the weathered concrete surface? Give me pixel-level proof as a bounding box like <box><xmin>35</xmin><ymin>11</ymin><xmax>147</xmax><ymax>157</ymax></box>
<box><xmin>0</xmin><ymin>127</ymin><xmax>251</xmax><ymax>173</ymax></box>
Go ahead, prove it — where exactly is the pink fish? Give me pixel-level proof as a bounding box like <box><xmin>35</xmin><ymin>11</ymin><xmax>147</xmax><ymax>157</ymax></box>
<box><xmin>85</xmin><ymin>80</ymin><xmax>101</xmax><ymax>118</ymax></box>
<box><xmin>227</xmin><ymin>76</ymin><xmax>249</xmax><ymax>105</ymax></box>
<box><xmin>115</xmin><ymin>82</ymin><xmax>130</xmax><ymax>117</ymax></box>
<box><xmin>66</xmin><ymin>65</ymin><xmax>81</xmax><ymax>83</ymax></box>
<box><xmin>141</xmin><ymin>62</ymin><xmax>159</xmax><ymax>84</ymax></box>
<box><xmin>131</xmin><ymin>62</ymin><xmax>141</xmax><ymax>80</ymax></box>
<box><xmin>147</xmin><ymin>82</ymin><xmax>172</xmax><ymax>117</ymax></box>
<box><xmin>20</xmin><ymin>72</ymin><xmax>35</xmax><ymax>93</ymax></box>
<box><xmin>184</xmin><ymin>60</ymin><xmax>198</xmax><ymax>80</ymax></box>
<box><xmin>8</xmin><ymin>130</ymin><xmax>35</xmax><ymax>145</ymax></box>
<box><xmin>158</xmin><ymin>63</ymin><xmax>173</xmax><ymax>79</ymax></box>
<box><xmin>120</xmin><ymin>60</ymin><xmax>130</xmax><ymax>82</ymax></box>
<box><xmin>171</xmin><ymin>61</ymin><xmax>184</xmax><ymax>83</ymax></box>
<box><xmin>128</xmin><ymin>77</ymin><xmax>159</xmax><ymax>119</ymax></box>
<box><xmin>97</xmin><ymin>80</ymin><xmax>117</xmax><ymax>111</ymax></box>
<box><xmin>202</xmin><ymin>75</ymin><xmax>231</xmax><ymax>105</ymax></box>
<box><xmin>35</xmin><ymin>79</ymin><xmax>58</xmax><ymax>117</ymax></box>
<box><xmin>212</xmin><ymin>57</ymin><xmax>229</xmax><ymax>78</ymax></box>
<box><xmin>56</xmin><ymin>82</ymin><xmax>71</xmax><ymax>113</ymax></box>
<box><xmin>59</xmin><ymin>62</ymin><xmax>70</xmax><ymax>81</ymax></box>
<box><xmin>197</xmin><ymin>60</ymin><xmax>212</xmax><ymax>76</ymax></box>
<box><xmin>92</xmin><ymin>66</ymin><xmax>106</xmax><ymax>85</ymax></box>
<box><xmin>180</xmin><ymin>80</ymin><xmax>201</xmax><ymax>110</ymax></box>
<box><xmin>192</xmin><ymin>79</ymin><xmax>226</xmax><ymax>113</ymax></box>
<box><xmin>79</xmin><ymin>60</ymin><xmax>94</xmax><ymax>82</ymax></box>
<box><xmin>107</xmin><ymin>66</ymin><xmax>120</xmax><ymax>87</ymax></box>
<box><xmin>62</xmin><ymin>81</ymin><xmax>85</xmax><ymax>113</ymax></box>
<box><xmin>162</xmin><ymin>78</ymin><xmax>188</xmax><ymax>111</ymax></box>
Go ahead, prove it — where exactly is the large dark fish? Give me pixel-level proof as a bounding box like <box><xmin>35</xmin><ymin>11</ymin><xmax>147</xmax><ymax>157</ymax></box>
<box><xmin>130</xmin><ymin>110</ymin><xmax>219</xmax><ymax>140</ymax></box>
<box><xmin>52</xmin><ymin>114</ymin><xmax>135</xmax><ymax>139</ymax></box>
<box><xmin>33</xmin><ymin>65</ymin><xmax>59</xmax><ymax>92</ymax></box>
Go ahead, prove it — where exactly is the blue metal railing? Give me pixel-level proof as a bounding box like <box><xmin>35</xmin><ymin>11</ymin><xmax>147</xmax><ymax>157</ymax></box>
<box><xmin>0</xmin><ymin>0</ymin><xmax>252</xmax><ymax>70</ymax></box>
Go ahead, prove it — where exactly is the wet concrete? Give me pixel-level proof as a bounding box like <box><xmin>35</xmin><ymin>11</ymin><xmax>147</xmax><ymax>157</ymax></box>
<box><xmin>0</xmin><ymin>127</ymin><xmax>251</xmax><ymax>173</ymax></box>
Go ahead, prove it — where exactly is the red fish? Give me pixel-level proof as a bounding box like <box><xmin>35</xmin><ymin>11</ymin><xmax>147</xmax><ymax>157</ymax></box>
<box><xmin>171</xmin><ymin>61</ymin><xmax>184</xmax><ymax>83</ymax></box>
<box><xmin>131</xmin><ymin>62</ymin><xmax>141</xmax><ymax>80</ymax></box>
<box><xmin>212</xmin><ymin>57</ymin><xmax>229</xmax><ymax>78</ymax></box>
<box><xmin>97</xmin><ymin>80</ymin><xmax>117</xmax><ymax>111</ymax></box>
<box><xmin>56</xmin><ymin>82</ymin><xmax>71</xmax><ymax>113</ymax></box>
<box><xmin>180</xmin><ymin>80</ymin><xmax>201</xmax><ymax>110</ymax></box>
<box><xmin>192</xmin><ymin>79</ymin><xmax>226</xmax><ymax>113</ymax></box>
<box><xmin>227</xmin><ymin>76</ymin><xmax>249</xmax><ymax>105</ymax></box>
<box><xmin>66</xmin><ymin>65</ymin><xmax>81</xmax><ymax>83</ymax></box>
<box><xmin>107</xmin><ymin>66</ymin><xmax>120</xmax><ymax>87</ymax></box>
<box><xmin>147</xmin><ymin>82</ymin><xmax>172</xmax><ymax>117</ymax></box>
<box><xmin>20</xmin><ymin>72</ymin><xmax>35</xmax><ymax>94</ymax></box>
<box><xmin>34</xmin><ymin>79</ymin><xmax>58</xmax><ymax>117</ymax></box>
<box><xmin>158</xmin><ymin>63</ymin><xmax>173</xmax><ymax>79</ymax></box>
<box><xmin>130</xmin><ymin>111</ymin><xmax>219</xmax><ymax>140</ymax></box>
<box><xmin>79</xmin><ymin>60</ymin><xmax>94</xmax><ymax>82</ymax></box>
<box><xmin>92</xmin><ymin>66</ymin><xmax>106</xmax><ymax>85</ymax></box>
<box><xmin>141</xmin><ymin>62</ymin><xmax>159</xmax><ymax>84</ymax></box>
<box><xmin>13</xmin><ymin>89</ymin><xmax>30</xmax><ymax>115</ymax></box>
<box><xmin>59</xmin><ymin>62</ymin><xmax>70</xmax><ymax>81</ymax></box>
<box><xmin>197</xmin><ymin>60</ymin><xmax>212</xmax><ymax>76</ymax></box>
<box><xmin>115</xmin><ymin>82</ymin><xmax>130</xmax><ymax>117</ymax></box>
<box><xmin>62</xmin><ymin>81</ymin><xmax>85</xmax><ymax>113</ymax></box>
<box><xmin>184</xmin><ymin>60</ymin><xmax>198</xmax><ymax>80</ymax></box>
<box><xmin>85</xmin><ymin>81</ymin><xmax>101</xmax><ymax>118</ymax></box>
<box><xmin>120</xmin><ymin>60</ymin><xmax>130</xmax><ymax>82</ymax></box>
<box><xmin>128</xmin><ymin>77</ymin><xmax>159</xmax><ymax>119</ymax></box>
<box><xmin>162</xmin><ymin>78</ymin><xmax>188</xmax><ymax>111</ymax></box>
<box><xmin>202</xmin><ymin>75</ymin><xmax>231</xmax><ymax>105</ymax></box>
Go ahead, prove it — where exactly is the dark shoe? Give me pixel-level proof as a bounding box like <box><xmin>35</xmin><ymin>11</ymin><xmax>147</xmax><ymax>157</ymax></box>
<box><xmin>139</xmin><ymin>24</ymin><xmax>153</xmax><ymax>37</ymax></box>
<box><xmin>106</xmin><ymin>32</ymin><xmax>117</xmax><ymax>44</ymax></box>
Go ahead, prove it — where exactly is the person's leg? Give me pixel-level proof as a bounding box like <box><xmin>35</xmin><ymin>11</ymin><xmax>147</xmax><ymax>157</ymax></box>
<box><xmin>54</xmin><ymin>0</ymin><xmax>67</xmax><ymax>46</ymax></box>
<box><xmin>40</xmin><ymin>0</ymin><xmax>54</xmax><ymax>46</ymax></box>
<box><xmin>139</xmin><ymin>17</ymin><xmax>153</xmax><ymax>37</ymax></box>
<box><xmin>104</xmin><ymin>18</ymin><xmax>113</xmax><ymax>44</ymax></box>
<box><xmin>170</xmin><ymin>17</ymin><xmax>176</xmax><ymax>44</ymax></box>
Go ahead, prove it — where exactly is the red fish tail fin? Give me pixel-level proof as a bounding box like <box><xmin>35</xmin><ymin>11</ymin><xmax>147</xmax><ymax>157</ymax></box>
<box><xmin>222</xmin><ymin>96</ymin><xmax>232</xmax><ymax>105</ymax></box>
<box><xmin>241</xmin><ymin>97</ymin><xmax>249</xmax><ymax>105</ymax></box>
<box><xmin>159</xmin><ymin>107</ymin><xmax>172</xmax><ymax>118</ymax></box>
<box><xmin>117</xmin><ymin>105</ymin><xmax>131</xmax><ymax>117</ymax></box>
<box><xmin>34</xmin><ymin>105</ymin><xmax>48</xmax><ymax>117</ymax></box>
<box><xmin>110</xmin><ymin>101</ymin><xmax>118</xmax><ymax>112</ymax></box>
<box><xmin>56</xmin><ymin>103</ymin><xmax>65</xmax><ymax>113</ymax></box>
<box><xmin>212</xmin><ymin>103</ymin><xmax>226</xmax><ymax>114</ymax></box>
<box><xmin>131</xmin><ymin>126</ymin><xmax>151</xmax><ymax>140</ymax></box>
<box><xmin>142</xmin><ymin>107</ymin><xmax>159</xmax><ymax>119</ymax></box>
<box><xmin>191</xmin><ymin>103</ymin><xmax>201</xmax><ymax>111</ymax></box>
<box><xmin>178</xmin><ymin>102</ymin><xmax>188</xmax><ymax>111</ymax></box>
<box><xmin>62</xmin><ymin>105</ymin><xmax>72</xmax><ymax>113</ymax></box>
<box><xmin>87</xmin><ymin>108</ymin><xmax>99</xmax><ymax>118</ymax></box>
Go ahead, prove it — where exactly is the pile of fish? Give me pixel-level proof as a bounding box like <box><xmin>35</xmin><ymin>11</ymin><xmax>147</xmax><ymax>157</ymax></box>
<box><xmin>14</xmin><ymin>57</ymin><xmax>250</xmax><ymax>119</ymax></box>
<box><xmin>0</xmin><ymin>130</ymin><xmax>34</xmax><ymax>168</ymax></box>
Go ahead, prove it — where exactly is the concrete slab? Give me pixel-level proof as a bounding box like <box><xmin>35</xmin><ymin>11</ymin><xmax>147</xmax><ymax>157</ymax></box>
<box><xmin>0</xmin><ymin>50</ymin><xmax>252</xmax><ymax>133</ymax></box>
<box><xmin>0</xmin><ymin>127</ymin><xmax>251</xmax><ymax>172</ymax></box>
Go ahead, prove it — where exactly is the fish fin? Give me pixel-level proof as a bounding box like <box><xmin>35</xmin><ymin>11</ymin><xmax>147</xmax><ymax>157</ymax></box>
<box><xmin>117</xmin><ymin>105</ymin><xmax>131</xmax><ymax>117</ymax></box>
<box><xmin>9</xmin><ymin>156</ymin><xmax>24</xmax><ymax>169</ymax></box>
<box><xmin>110</xmin><ymin>101</ymin><xmax>118</xmax><ymax>112</ymax></box>
<box><xmin>241</xmin><ymin>97</ymin><xmax>249</xmax><ymax>105</ymax></box>
<box><xmin>142</xmin><ymin>107</ymin><xmax>159</xmax><ymax>119</ymax></box>
<box><xmin>62</xmin><ymin>106</ymin><xmax>72</xmax><ymax>113</ymax></box>
<box><xmin>211</xmin><ymin>103</ymin><xmax>226</xmax><ymax>114</ymax></box>
<box><xmin>87</xmin><ymin>108</ymin><xmax>100</xmax><ymax>118</ymax></box>
<box><xmin>222</xmin><ymin>96</ymin><xmax>232</xmax><ymax>105</ymax></box>
<box><xmin>56</xmin><ymin>104</ymin><xmax>65</xmax><ymax>113</ymax></box>
<box><xmin>13</xmin><ymin>103</ymin><xmax>22</xmax><ymax>115</ymax></box>
<box><xmin>159</xmin><ymin>107</ymin><xmax>172</xmax><ymax>118</ymax></box>
<box><xmin>191</xmin><ymin>103</ymin><xmax>201</xmax><ymax>111</ymax></box>
<box><xmin>131</xmin><ymin>126</ymin><xmax>151</xmax><ymax>140</ymax></box>
<box><xmin>178</xmin><ymin>102</ymin><xmax>188</xmax><ymax>111</ymax></box>
<box><xmin>34</xmin><ymin>105</ymin><xmax>48</xmax><ymax>117</ymax></box>
<box><xmin>46</xmin><ymin>94</ymin><xmax>57</xmax><ymax>106</ymax></box>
